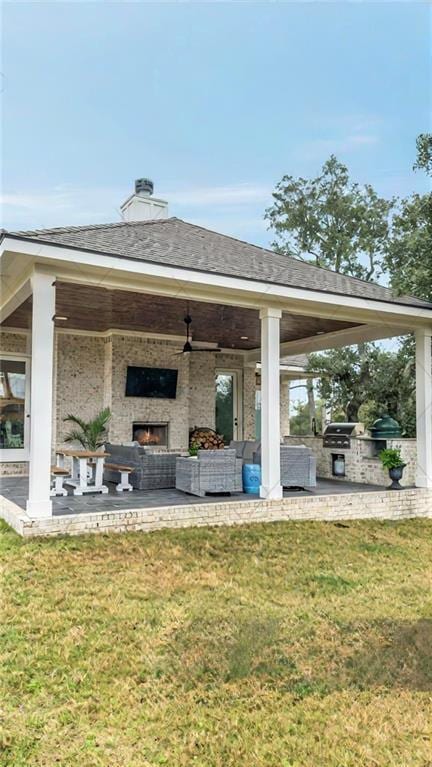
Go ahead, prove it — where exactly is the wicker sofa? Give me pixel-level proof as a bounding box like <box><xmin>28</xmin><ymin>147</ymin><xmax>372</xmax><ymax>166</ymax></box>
<box><xmin>176</xmin><ymin>448</ymin><xmax>243</xmax><ymax>497</ymax></box>
<box><xmin>104</xmin><ymin>443</ymin><xmax>180</xmax><ymax>490</ymax></box>
<box><xmin>230</xmin><ymin>440</ymin><xmax>316</xmax><ymax>489</ymax></box>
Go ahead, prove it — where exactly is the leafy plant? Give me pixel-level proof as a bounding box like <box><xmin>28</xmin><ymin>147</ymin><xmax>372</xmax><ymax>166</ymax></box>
<box><xmin>379</xmin><ymin>448</ymin><xmax>405</xmax><ymax>470</ymax></box>
<box><xmin>63</xmin><ymin>408</ymin><xmax>111</xmax><ymax>451</ymax></box>
<box><xmin>188</xmin><ymin>441</ymin><xmax>200</xmax><ymax>457</ymax></box>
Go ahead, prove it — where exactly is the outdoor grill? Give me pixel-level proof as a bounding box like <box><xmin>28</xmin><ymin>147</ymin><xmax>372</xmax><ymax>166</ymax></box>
<box><xmin>323</xmin><ymin>422</ymin><xmax>365</xmax><ymax>449</ymax></box>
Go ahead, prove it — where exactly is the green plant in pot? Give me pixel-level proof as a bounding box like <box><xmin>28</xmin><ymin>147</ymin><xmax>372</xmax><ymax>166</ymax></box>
<box><xmin>188</xmin><ymin>441</ymin><xmax>200</xmax><ymax>457</ymax></box>
<box><xmin>63</xmin><ymin>408</ymin><xmax>111</xmax><ymax>451</ymax></box>
<box><xmin>379</xmin><ymin>448</ymin><xmax>406</xmax><ymax>490</ymax></box>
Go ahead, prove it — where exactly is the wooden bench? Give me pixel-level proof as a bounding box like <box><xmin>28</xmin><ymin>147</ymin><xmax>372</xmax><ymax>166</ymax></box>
<box><xmin>50</xmin><ymin>466</ymin><xmax>70</xmax><ymax>497</ymax></box>
<box><xmin>104</xmin><ymin>462</ymin><xmax>134</xmax><ymax>492</ymax></box>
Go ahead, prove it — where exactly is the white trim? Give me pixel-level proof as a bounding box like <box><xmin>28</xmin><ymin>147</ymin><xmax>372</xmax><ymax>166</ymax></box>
<box><xmin>0</xmin><ymin>327</ymin><xmax>30</xmax><ymax>336</ymax></box>
<box><xmin>2</xmin><ymin>236</ymin><xmax>432</xmax><ymax>326</ymax></box>
<box><xmin>246</xmin><ymin>324</ymin><xmax>411</xmax><ymax>363</ymax></box>
<box><xmin>0</xmin><ymin>326</ymin><xmax>244</xmax><ymax>353</ymax></box>
<box><xmin>55</xmin><ymin>327</ymin><xmax>188</xmax><ymax>343</ymax></box>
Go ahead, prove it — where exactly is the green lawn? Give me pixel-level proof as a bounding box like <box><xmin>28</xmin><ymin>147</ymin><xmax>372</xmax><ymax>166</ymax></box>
<box><xmin>1</xmin><ymin>517</ymin><xmax>432</xmax><ymax>767</ymax></box>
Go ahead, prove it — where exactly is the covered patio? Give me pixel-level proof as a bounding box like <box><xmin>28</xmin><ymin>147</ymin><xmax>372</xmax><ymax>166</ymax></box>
<box><xmin>1</xmin><ymin>212</ymin><xmax>431</xmax><ymax>535</ymax></box>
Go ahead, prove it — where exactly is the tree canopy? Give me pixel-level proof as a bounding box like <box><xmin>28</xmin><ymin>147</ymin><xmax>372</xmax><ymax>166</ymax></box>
<box><xmin>413</xmin><ymin>133</ymin><xmax>432</xmax><ymax>177</ymax></box>
<box><xmin>267</xmin><ymin>135</ymin><xmax>431</xmax><ymax>437</ymax></box>
<box><xmin>265</xmin><ymin>155</ymin><xmax>393</xmax><ymax>281</ymax></box>
<box><xmin>383</xmin><ymin>132</ymin><xmax>432</xmax><ymax>303</ymax></box>
<box><xmin>308</xmin><ymin>342</ymin><xmax>416</xmax><ymax>434</ymax></box>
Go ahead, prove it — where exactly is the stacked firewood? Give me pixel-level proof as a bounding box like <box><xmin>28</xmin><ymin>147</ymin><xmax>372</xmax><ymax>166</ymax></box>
<box><xmin>190</xmin><ymin>427</ymin><xmax>225</xmax><ymax>450</ymax></box>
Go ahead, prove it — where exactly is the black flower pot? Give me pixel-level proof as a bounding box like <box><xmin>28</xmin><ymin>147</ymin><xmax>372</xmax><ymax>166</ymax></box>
<box><xmin>388</xmin><ymin>464</ymin><xmax>406</xmax><ymax>490</ymax></box>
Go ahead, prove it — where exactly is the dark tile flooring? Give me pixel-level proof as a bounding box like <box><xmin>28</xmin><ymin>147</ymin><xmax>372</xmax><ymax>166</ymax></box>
<box><xmin>0</xmin><ymin>476</ymin><xmax>386</xmax><ymax>517</ymax></box>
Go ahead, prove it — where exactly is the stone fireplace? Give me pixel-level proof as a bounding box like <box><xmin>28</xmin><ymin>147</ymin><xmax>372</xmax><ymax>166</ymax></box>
<box><xmin>132</xmin><ymin>421</ymin><xmax>169</xmax><ymax>447</ymax></box>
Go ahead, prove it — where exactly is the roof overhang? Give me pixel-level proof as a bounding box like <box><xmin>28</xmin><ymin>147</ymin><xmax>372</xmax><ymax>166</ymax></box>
<box><xmin>1</xmin><ymin>237</ymin><xmax>431</xmax><ymax>348</ymax></box>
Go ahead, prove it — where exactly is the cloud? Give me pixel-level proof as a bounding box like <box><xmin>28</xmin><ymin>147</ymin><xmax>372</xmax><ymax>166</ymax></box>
<box><xmin>0</xmin><ymin>184</ymin><xmax>117</xmax><ymax>227</ymax></box>
<box><xmin>162</xmin><ymin>183</ymin><xmax>271</xmax><ymax>207</ymax></box>
<box><xmin>298</xmin><ymin>131</ymin><xmax>379</xmax><ymax>161</ymax></box>
<box><xmin>294</xmin><ymin>111</ymin><xmax>382</xmax><ymax>162</ymax></box>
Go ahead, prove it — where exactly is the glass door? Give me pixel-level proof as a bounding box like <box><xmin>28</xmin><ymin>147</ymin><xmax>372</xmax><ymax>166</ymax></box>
<box><xmin>215</xmin><ymin>371</ymin><xmax>241</xmax><ymax>444</ymax></box>
<box><xmin>0</xmin><ymin>357</ymin><xmax>29</xmax><ymax>460</ymax></box>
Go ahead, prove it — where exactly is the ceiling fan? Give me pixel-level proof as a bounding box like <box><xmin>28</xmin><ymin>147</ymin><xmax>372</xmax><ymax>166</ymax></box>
<box><xmin>175</xmin><ymin>308</ymin><xmax>221</xmax><ymax>355</ymax></box>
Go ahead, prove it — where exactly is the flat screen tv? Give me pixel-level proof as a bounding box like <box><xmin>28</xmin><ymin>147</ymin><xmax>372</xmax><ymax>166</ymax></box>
<box><xmin>125</xmin><ymin>366</ymin><xmax>178</xmax><ymax>399</ymax></box>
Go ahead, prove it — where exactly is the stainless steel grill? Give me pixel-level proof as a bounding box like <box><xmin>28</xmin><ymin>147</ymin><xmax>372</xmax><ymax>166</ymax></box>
<box><xmin>323</xmin><ymin>422</ymin><xmax>364</xmax><ymax>449</ymax></box>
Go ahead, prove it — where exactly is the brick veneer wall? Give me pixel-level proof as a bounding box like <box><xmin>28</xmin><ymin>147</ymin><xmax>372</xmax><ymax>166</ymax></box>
<box><xmin>106</xmin><ymin>335</ymin><xmax>191</xmax><ymax>447</ymax></box>
<box><xmin>280</xmin><ymin>380</ymin><xmax>290</xmax><ymax>437</ymax></box>
<box><xmin>55</xmin><ymin>333</ymin><xmax>106</xmax><ymax>446</ymax></box>
<box><xmin>283</xmin><ymin>435</ymin><xmax>417</xmax><ymax>487</ymax></box>
<box><xmin>243</xmin><ymin>367</ymin><xmax>257</xmax><ymax>440</ymax></box>
<box><xmin>1</xmin><ymin>331</ymin><xmax>260</xmax><ymax>468</ymax></box>
<box><xmin>0</xmin><ymin>330</ymin><xmax>29</xmax><ymax>355</ymax></box>
<box><xmin>3</xmin><ymin>488</ymin><xmax>431</xmax><ymax>538</ymax></box>
<box><xmin>0</xmin><ymin>462</ymin><xmax>28</xmax><ymax>477</ymax></box>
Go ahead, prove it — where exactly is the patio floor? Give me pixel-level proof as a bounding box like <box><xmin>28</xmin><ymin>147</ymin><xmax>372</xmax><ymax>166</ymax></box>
<box><xmin>0</xmin><ymin>476</ymin><xmax>387</xmax><ymax>517</ymax></box>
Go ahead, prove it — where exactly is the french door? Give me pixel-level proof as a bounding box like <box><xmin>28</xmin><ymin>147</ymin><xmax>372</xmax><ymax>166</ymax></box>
<box><xmin>215</xmin><ymin>370</ymin><xmax>242</xmax><ymax>443</ymax></box>
<box><xmin>0</xmin><ymin>356</ymin><xmax>30</xmax><ymax>461</ymax></box>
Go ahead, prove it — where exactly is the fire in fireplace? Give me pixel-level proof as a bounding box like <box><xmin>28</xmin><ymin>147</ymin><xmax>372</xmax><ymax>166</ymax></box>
<box><xmin>132</xmin><ymin>422</ymin><xmax>168</xmax><ymax>447</ymax></box>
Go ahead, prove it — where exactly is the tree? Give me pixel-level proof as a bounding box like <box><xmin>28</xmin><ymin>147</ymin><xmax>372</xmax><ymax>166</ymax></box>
<box><xmin>265</xmin><ymin>155</ymin><xmax>393</xmax><ymax>281</ymax></box>
<box><xmin>413</xmin><ymin>133</ymin><xmax>432</xmax><ymax>176</ymax></box>
<box><xmin>308</xmin><ymin>346</ymin><xmax>375</xmax><ymax>424</ymax></box>
<box><xmin>308</xmin><ymin>344</ymin><xmax>416</xmax><ymax>435</ymax></box>
<box><xmin>383</xmin><ymin>194</ymin><xmax>432</xmax><ymax>302</ymax></box>
<box><xmin>384</xmin><ymin>133</ymin><xmax>432</xmax><ymax>302</ymax></box>
<box><xmin>290</xmin><ymin>398</ymin><xmax>324</xmax><ymax>436</ymax></box>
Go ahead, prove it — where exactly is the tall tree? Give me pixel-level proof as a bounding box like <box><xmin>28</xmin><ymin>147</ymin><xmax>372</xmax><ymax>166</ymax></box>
<box><xmin>266</xmin><ymin>155</ymin><xmax>393</xmax><ymax>281</ymax></box>
<box><xmin>384</xmin><ymin>133</ymin><xmax>432</xmax><ymax>302</ymax></box>
<box><xmin>308</xmin><ymin>344</ymin><xmax>416</xmax><ymax>434</ymax></box>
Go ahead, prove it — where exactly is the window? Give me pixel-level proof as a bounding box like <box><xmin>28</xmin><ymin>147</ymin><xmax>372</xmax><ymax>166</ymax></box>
<box><xmin>0</xmin><ymin>358</ymin><xmax>29</xmax><ymax>457</ymax></box>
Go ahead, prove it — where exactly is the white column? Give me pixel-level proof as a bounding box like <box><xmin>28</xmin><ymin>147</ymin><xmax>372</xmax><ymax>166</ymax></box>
<box><xmin>259</xmin><ymin>307</ymin><xmax>282</xmax><ymax>499</ymax></box>
<box><xmin>26</xmin><ymin>271</ymin><xmax>56</xmax><ymax>518</ymax></box>
<box><xmin>415</xmin><ymin>329</ymin><xmax>432</xmax><ymax>489</ymax></box>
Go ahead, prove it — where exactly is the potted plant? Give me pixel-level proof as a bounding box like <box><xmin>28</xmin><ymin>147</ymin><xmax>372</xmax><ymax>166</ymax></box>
<box><xmin>63</xmin><ymin>407</ymin><xmax>111</xmax><ymax>451</ymax></box>
<box><xmin>188</xmin><ymin>441</ymin><xmax>200</xmax><ymax>457</ymax></box>
<box><xmin>379</xmin><ymin>447</ymin><xmax>406</xmax><ymax>490</ymax></box>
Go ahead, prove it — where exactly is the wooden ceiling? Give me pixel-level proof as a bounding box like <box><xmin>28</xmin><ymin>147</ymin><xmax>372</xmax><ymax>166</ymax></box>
<box><xmin>2</xmin><ymin>281</ymin><xmax>358</xmax><ymax>350</ymax></box>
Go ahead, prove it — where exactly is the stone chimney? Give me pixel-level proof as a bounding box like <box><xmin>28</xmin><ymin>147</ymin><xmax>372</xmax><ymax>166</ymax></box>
<box><xmin>120</xmin><ymin>178</ymin><xmax>169</xmax><ymax>222</ymax></box>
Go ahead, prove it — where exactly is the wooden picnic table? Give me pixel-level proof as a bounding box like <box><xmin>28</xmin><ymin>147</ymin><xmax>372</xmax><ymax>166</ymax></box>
<box><xmin>56</xmin><ymin>449</ymin><xmax>110</xmax><ymax>496</ymax></box>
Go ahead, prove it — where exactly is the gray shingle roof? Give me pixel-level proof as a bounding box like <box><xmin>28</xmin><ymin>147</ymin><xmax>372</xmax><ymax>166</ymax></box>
<box><xmin>3</xmin><ymin>217</ymin><xmax>431</xmax><ymax>309</ymax></box>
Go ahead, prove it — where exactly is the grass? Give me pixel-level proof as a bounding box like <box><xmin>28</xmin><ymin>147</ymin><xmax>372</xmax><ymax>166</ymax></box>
<box><xmin>1</xmin><ymin>517</ymin><xmax>432</xmax><ymax>766</ymax></box>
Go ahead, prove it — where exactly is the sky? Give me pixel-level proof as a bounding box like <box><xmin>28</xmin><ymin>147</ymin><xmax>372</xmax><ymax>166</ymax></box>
<box><xmin>1</xmin><ymin>1</ymin><xmax>431</xmax><ymax>245</ymax></box>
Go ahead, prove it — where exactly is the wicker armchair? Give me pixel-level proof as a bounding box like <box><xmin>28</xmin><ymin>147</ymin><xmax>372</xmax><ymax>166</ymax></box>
<box><xmin>253</xmin><ymin>444</ymin><xmax>316</xmax><ymax>489</ymax></box>
<box><xmin>176</xmin><ymin>448</ymin><xmax>243</xmax><ymax>497</ymax></box>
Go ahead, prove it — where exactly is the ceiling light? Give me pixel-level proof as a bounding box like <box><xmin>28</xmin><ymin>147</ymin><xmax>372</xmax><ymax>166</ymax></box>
<box><xmin>241</xmin><ymin>336</ymin><xmax>249</xmax><ymax>340</ymax></box>
<box><xmin>53</xmin><ymin>315</ymin><xmax>68</xmax><ymax>321</ymax></box>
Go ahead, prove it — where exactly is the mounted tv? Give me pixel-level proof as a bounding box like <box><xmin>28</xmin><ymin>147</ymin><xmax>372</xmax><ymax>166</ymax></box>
<box><xmin>125</xmin><ymin>366</ymin><xmax>178</xmax><ymax>399</ymax></box>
